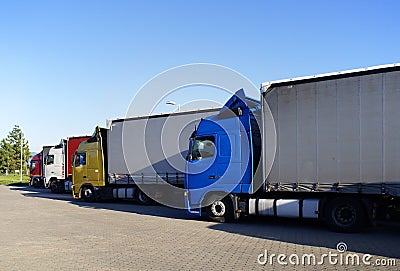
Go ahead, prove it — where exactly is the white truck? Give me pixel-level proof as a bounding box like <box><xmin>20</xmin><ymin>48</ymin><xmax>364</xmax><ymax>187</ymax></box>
<box><xmin>44</xmin><ymin>136</ymin><xmax>90</xmax><ymax>193</ymax></box>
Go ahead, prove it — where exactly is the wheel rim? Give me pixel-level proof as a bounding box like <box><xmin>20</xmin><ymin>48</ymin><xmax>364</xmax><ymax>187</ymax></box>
<box><xmin>84</xmin><ymin>188</ymin><xmax>93</xmax><ymax>198</ymax></box>
<box><xmin>333</xmin><ymin>204</ymin><xmax>356</xmax><ymax>226</ymax></box>
<box><xmin>210</xmin><ymin>201</ymin><xmax>226</xmax><ymax>217</ymax></box>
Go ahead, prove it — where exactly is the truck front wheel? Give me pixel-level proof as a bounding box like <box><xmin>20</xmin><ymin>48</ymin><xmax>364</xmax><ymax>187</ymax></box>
<box><xmin>206</xmin><ymin>197</ymin><xmax>234</xmax><ymax>223</ymax></box>
<box><xmin>50</xmin><ymin>180</ymin><xmax>60</xmax><ymax>193</ymax></box>
<box><xmin>325</xmin><ymin>196</ymin><xmax>366</xmax><ymax>232</ymax></box>
<box><xmin>30</xmin><ymin>177</ymin><xmax>40</xmax><ymax>188</ymax></box>
<box><xmin>81</xmin><ymin>186</ymin><xmax>95</xmax><ymax>202</ymax></box>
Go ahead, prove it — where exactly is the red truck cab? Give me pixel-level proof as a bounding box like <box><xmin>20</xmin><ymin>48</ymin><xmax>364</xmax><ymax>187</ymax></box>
<box><xmin>29</xmin><ymin>152</ymin><xmax>43</xmax><ymax>187</ymax></box>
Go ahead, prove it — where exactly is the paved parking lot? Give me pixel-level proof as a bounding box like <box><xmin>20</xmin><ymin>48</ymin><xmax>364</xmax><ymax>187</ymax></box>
<box><xmin>0</xmin><ymin>185</ymin><xmax>399</xmax><ymax>270</ymax></box>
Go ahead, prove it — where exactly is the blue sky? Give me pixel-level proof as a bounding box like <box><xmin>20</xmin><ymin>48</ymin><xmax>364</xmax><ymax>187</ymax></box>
<box><xmin>0</xmin><ymin>0</ymin><xmax>399</xmax><ymax>152</ymax></box>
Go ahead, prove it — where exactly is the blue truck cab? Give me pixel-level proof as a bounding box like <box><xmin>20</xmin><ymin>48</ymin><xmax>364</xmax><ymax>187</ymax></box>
<box><xmin>185</xmin><ymin>89</ymin><xmax>261</xmax><ymax>221</ymax></box>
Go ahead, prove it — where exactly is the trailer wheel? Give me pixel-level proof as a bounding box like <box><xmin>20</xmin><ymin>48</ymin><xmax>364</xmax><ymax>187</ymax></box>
<box><xmin>206</xmin><ymin>197</ymin><xmax>234</xmax><ymax>223</ymax></box>
<box><xmin>325</xmin><ymin>196</ymin><xmax>366</xmax><ymax>232</ymax></box>
<box><xmin>137</xmin><ymin>190</ymin><xmax>153</xmax><ymax>205</ymax></box>
<box><xmin>81</xmin><ymin>186</ymin><xmax>95</xmax><ymax>202</ymax></box>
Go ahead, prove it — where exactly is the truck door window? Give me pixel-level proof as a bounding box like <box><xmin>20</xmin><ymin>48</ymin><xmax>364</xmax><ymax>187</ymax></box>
<box><xmin>191</xmin><ymin>136</ymin><xmax>215</xmax><ymax>160</ymax></box>
<box><xmin>45</xmin><ymin>155</ymin><xmax>54</xmax><ymax>165</ymax></box>
<box><xmin>30</xmin><ymin>162</ymin><xmax>36</xmax><ymax>172</ymax></box>
<box><xmin>74</xmin><ymin>153</ymin><xmax>86</xmax><ymax>167</ymax></box>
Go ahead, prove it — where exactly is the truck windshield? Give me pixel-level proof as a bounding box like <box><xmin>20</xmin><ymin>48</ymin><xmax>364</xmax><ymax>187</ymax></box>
<box><xmin>190</xmin><ymin>136</ymin><xmax>215</xmax><ymax>160</ymax></box>
<box><xmin>45</xmin><ymin>155</ymin><xmax>54</xmax><ymax>165</ymax></box>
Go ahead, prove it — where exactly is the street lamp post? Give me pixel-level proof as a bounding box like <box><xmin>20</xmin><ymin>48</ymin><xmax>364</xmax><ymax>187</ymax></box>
<box><xmin>20</xmin><ymin>131</ymin><xmax>23</xmax><ymax>184</ymax></box>
<box><xmin>166</xmin><ymin>101</ymin><xmax>181</xmax><ymax>112</ymax></box>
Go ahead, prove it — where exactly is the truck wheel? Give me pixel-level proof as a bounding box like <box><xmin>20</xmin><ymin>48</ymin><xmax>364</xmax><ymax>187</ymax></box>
<box><xmin>81</xmin><ymin>186</ymin><xmax>95</xmax><ymax>202</ymax></box>
<box><xmin>32</xmin><ymin>177</ymin><xmax>40</xmax><ymax>188</ymax></box>
<box><xmin>325</xmin><ymin>196</ymin><xmax>366</xmax><ymax>232</ymax></box>
<box><xmin>50</xmin><ymin>180</ymin><xmax>59</xmax><ymax>193</ymax></box>
<box><xmin>137</xmin><ymin>190</ymin><xmax>153</xmax><ymax>205</ymax></box>
<box><xmin>206</xmin><ymin>197</ymin><xmax>234</xmax><ymax>223</ymax></box>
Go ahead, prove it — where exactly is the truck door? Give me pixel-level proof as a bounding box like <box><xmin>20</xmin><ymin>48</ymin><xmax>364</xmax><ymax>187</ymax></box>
<box><xmin>186</xmin><ymin>135</ymin><xmax>219</xmax><ymax>204</ymax></box>
<box><xmin>186</xmin><ymin>127</ymin><xmax>243</xmax><ymax>208</ymax></box>
<box><xmin>187</xmin><ymin>135</ymin><xmax>218</xmax><ymax>186</ymax></box>
<box><xmin>73</xmin><ymin>153</ymin><xmax>87</xmax><ymax>187</ymax></box>
<box><xmin>87</xmin><ymin>150</ymin><xmax>101</xmax><ymax>186</ymax></box>
<box><xmin>54</xmin><ymin>148</ymin><xmax>64</xmax><ymax>179</ymax></box>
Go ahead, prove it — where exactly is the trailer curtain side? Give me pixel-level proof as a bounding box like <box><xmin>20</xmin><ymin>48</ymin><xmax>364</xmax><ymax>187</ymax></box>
<box><xmin>262</xmin><ymin>67</ymin><xmax>400</xmax><ymax>196</ymax></box>
<box><xmin>107</xmin><ymin>108</ymin><xmax>220</xmax><ymax>184</ymax></box>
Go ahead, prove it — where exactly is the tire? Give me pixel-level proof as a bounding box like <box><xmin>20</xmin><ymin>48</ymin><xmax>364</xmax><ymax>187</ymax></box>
<box><xmin>81</xmin><ymin>186</ymin><xmax>95</xmax><ymax>202</ymax></box>
<box><xmin>137</xmin><ymin>190</ymin><xmax>153</xmax><ymax>205</ymax></box>
<box><xmin>50</xmin><ymin>180</ymin><xmax>59</xmax><ymax>193</ymax></box>
<box><xmin>38</xmin><ymin>178</ymin><xmax>44</xmax><ymax>188</ymax></box>
<box><xmin>325</xmin><ymin>196</ymin><xmax>366</xmax><ymax>233</ymax></box>
<box><xmin>32</xmin><ymin>177</ymin><xmax>40</xmax><ymax>188</ymax></box>
<box><xmin>205</xmin><ymin>197</ymin><xmax>234</xmax><ymax>223</ymax></box>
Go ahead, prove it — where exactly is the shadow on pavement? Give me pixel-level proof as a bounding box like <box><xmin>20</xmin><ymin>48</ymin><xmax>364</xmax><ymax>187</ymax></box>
<box><xmin>9</xmin><ymin>185</ymin><xmax>191</xmax><ymax>221</ymax></box>
<box><xmin>208</xmin><ymin>215</ymin><xmax>400</xmax><ymax>259</ymax></box>
<box><xmin>10</xmin><ymin>185</ymin><xmax>400</xmax><ymax>259</ymax></box>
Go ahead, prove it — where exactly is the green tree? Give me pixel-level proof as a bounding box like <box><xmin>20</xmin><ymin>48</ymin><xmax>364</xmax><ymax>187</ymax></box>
<box><xmin>0</xmin><ymin>125</ymin><xmax>30</xmax><ymax>174</ymax></box>
<box><xmin>0</xmin><ymin>139</ymin><xmax>12</xmax><ymax>174</ymax></box>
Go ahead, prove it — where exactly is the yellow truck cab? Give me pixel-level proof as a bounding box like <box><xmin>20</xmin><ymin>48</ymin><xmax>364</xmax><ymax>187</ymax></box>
<box><xmin>72</xmin><ymin>127</ymin><xmax>107</xmax><ymax>201</ymax></box>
